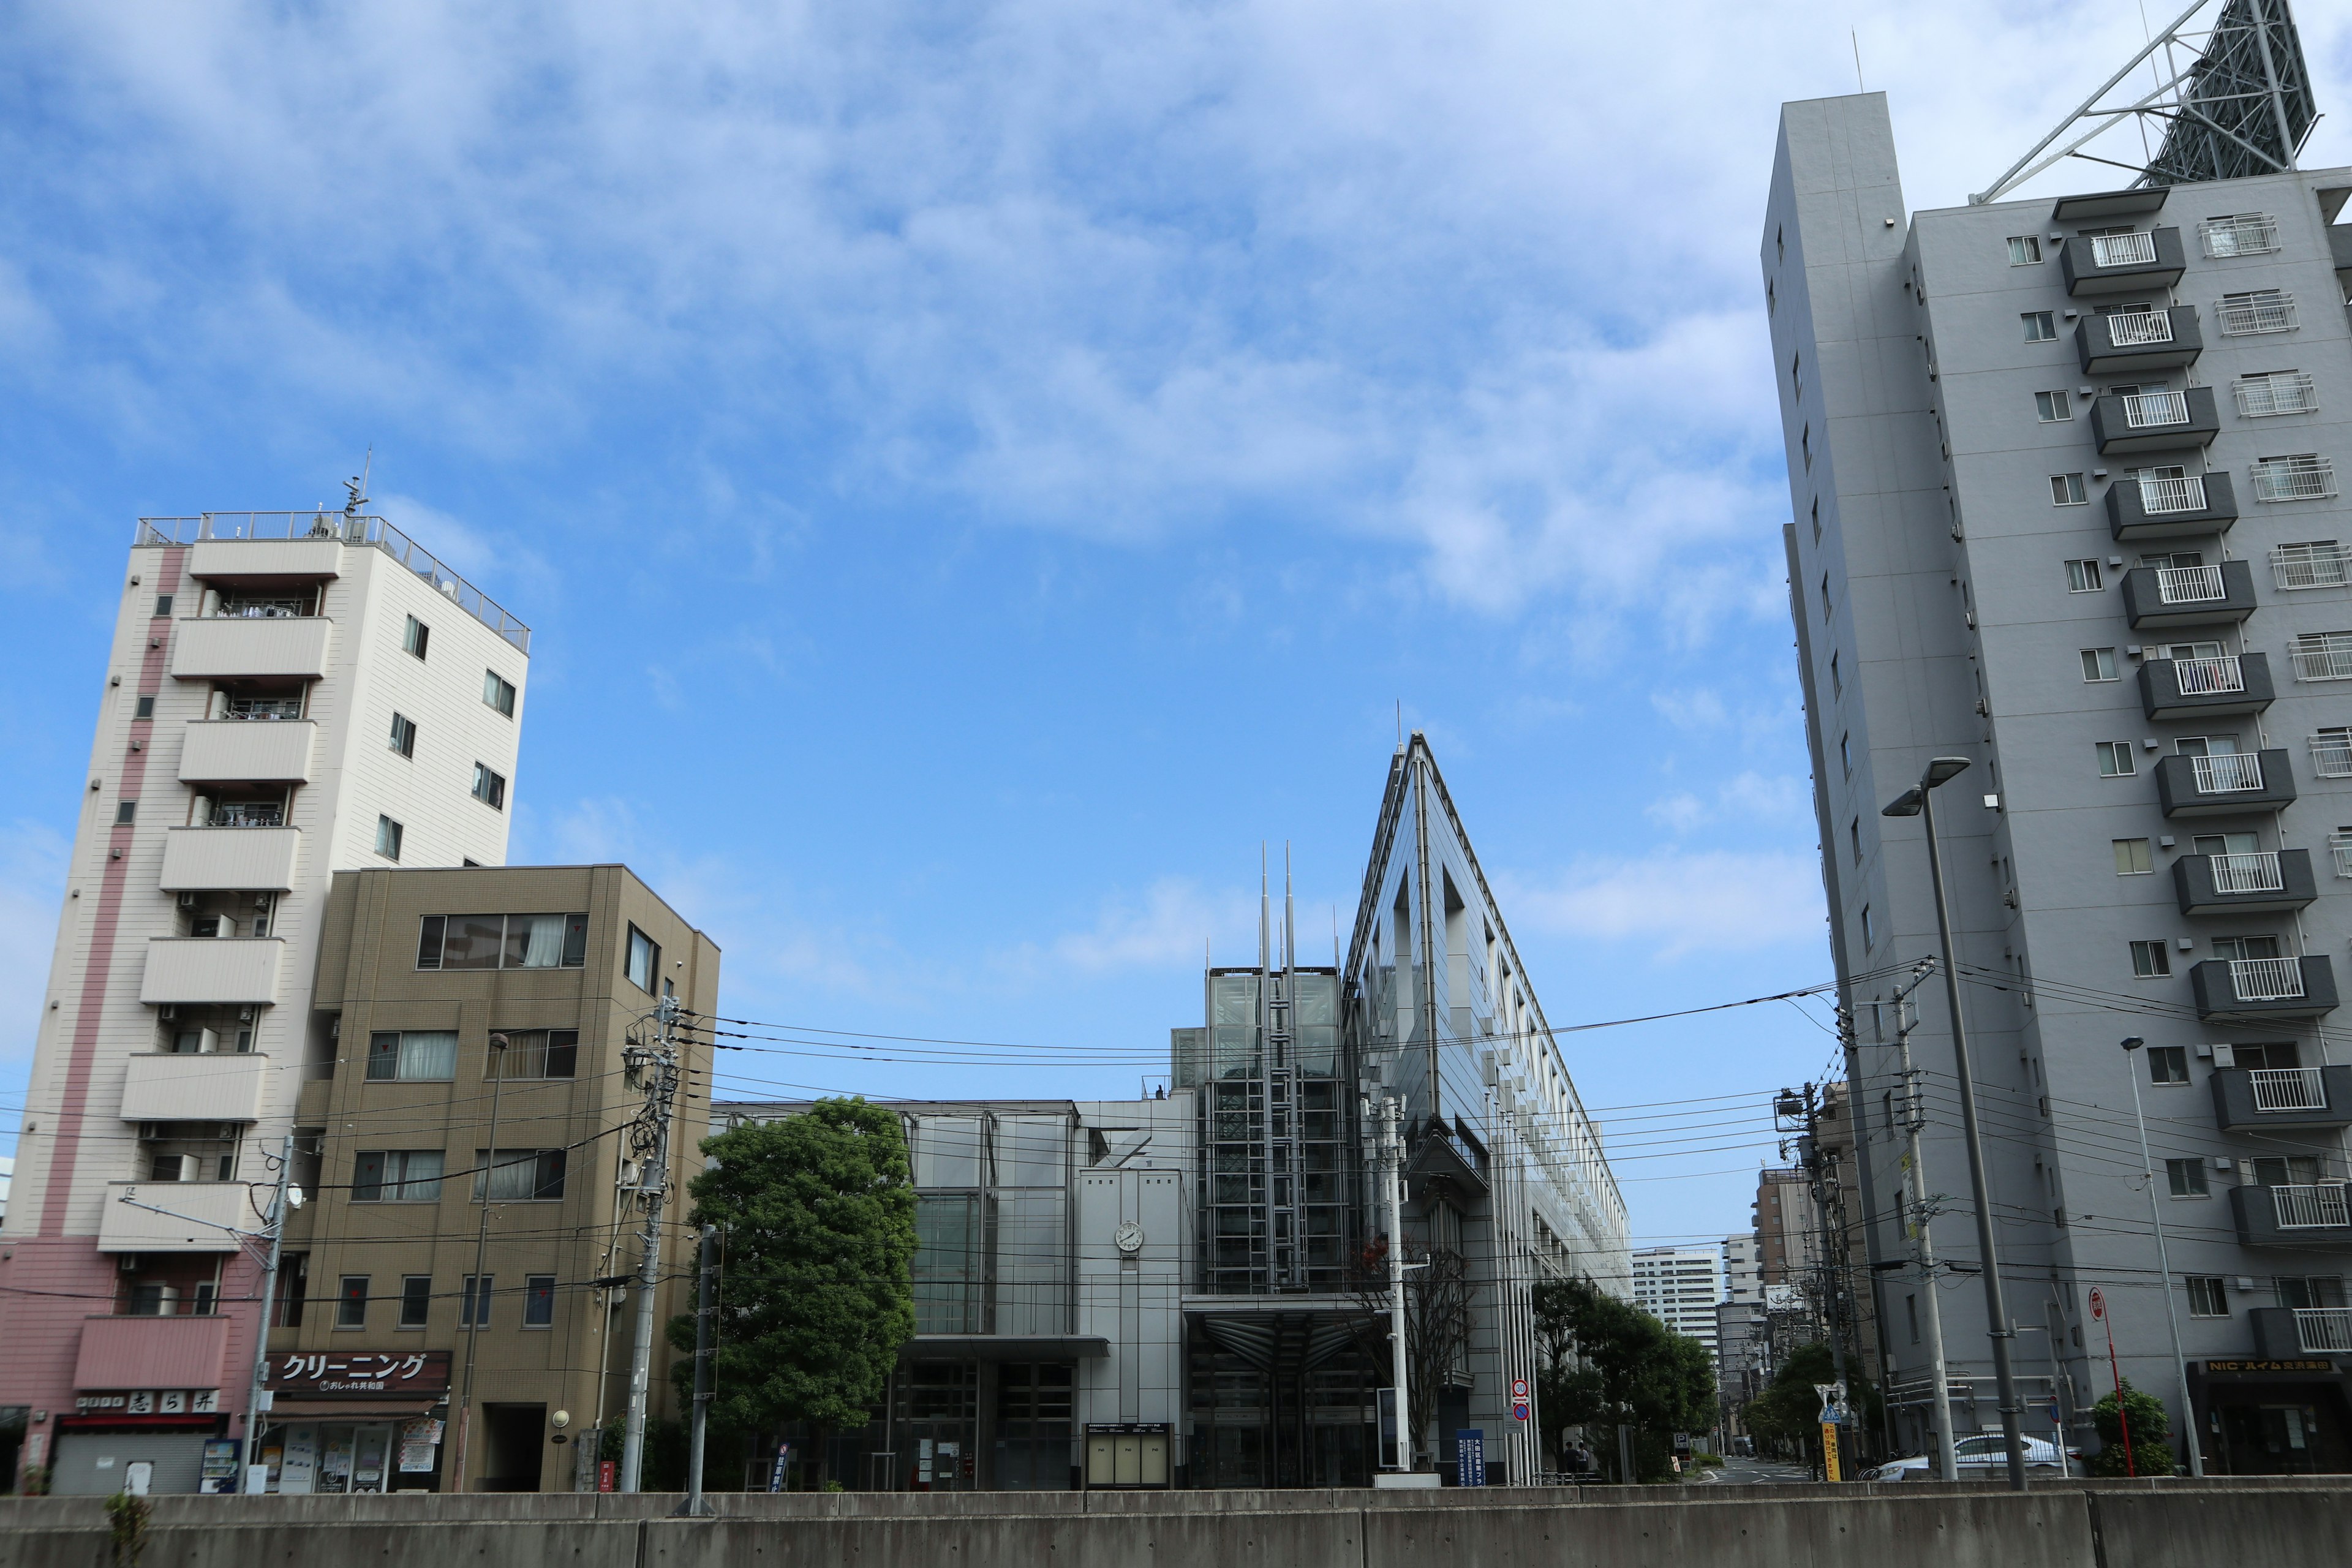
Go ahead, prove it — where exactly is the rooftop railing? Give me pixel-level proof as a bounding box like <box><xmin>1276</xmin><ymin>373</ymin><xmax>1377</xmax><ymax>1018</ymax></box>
<box><xmin>2231</xmin><ymin>955</ymin><xmax>2305</xmax><ymax>1001</ymax></box>
<box><xmin>2248</xmin><ymin>1066</ymin><xmax>2327</xmax><ymax>1112</ymax></box>
<box><xmin>135</xmin><ymin>513</ymin><xmax>529</xmax><ymax>655</ymax></box>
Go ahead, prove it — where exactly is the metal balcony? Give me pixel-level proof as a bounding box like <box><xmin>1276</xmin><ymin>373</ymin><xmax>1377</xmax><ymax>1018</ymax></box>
<box><xmin>2230</xmin><ymin>1182</ymin><xmax>2352</xmax><ymax>1246</ymax></box>
<box><xmin>2156</xmin><ymin>748</ymin><xmax>2293</xmax><ymax>816</ymax></box>
<box><xmin>2121</xmin><ymin>559</ymin><xmax>2256</xmax><ymax>629</ymax></box>
<box><xmin>2252</xmin><ymin>1306</ymin><xmax>2352</xmax><ymax>1358</ymax></box>
<box><xmin>2106</xmin><ymin>469</ymin><xmax>2237</xmax><ymax>541</ymax></box>
<box><xmin>2190</xmin><ymin>954</ymin><xmax>2337</xmax><ymax>1021</ymax></box>
<box><xmin>2090</xmin><ymin>386</ymin><xmax>2220</xmax><ymax>455</ymax></box>
<box><xmin>2060</xmin><ymin>225</ymin><xmax>2186</xmax><ymax>296</ymax></box>
<box><xmin>2138</xmin><ymin>651</ymin><xmax>2272</xmax><ymax>719</ymax></box>
<box><xmin>2075</xmin><ymin>305</ymin><xmax>2201</xmax><ymax>374</ymax></box>
<box><xmin>2173</xmin><ymin>848</ymin><xmax>2315</xmax><ymax>914</ymax></box>
<box><xmin>2211</xmin><ymin>1065</ymin><xmax>2352</xmax><ymax>1133</ymax></box>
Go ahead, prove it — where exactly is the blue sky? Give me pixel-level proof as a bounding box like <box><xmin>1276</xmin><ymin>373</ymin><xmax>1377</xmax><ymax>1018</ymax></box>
<box><xmin>6</xmin><ymin>2</ymin><xmax>2349</xmax><ymax>1250</ymax></box>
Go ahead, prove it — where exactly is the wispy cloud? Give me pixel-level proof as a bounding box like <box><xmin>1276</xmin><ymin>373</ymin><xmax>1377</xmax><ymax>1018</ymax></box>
<box><xmin>1498</xmin><ymin>850</ymin><xmax>1825</xmax><ymax>960</ymax></box>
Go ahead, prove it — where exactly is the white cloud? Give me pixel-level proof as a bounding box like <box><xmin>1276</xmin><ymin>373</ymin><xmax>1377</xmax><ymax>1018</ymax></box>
<box><xmin>1042</xmin><ymin>878</ymin><xmax>1257</xmax><ymax>974</ymax></box>
<box><xmin>0</xmin><ymin>820</ymin><xmax>70</xmax><ymax>1065</ymax></box>
<box><xmin>1500</xmin><ymin>850</ymin><xmax>1825</xmax><ymax>959</ymax></box>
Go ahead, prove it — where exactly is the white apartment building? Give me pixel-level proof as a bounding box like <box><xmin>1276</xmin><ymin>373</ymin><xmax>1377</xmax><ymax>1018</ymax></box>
<box><xmin>1722</xmin><ymin>1234</ymin><xmax>1762</xmax><ymax>1307</ymax></box>
<box><xmin>0</xmin><ymin>511</ymin><xmax>529</xmax><ymax>1493</ymax></box>
<box><xmin>1629</xmin><ymin>1245</ymin><xmax>1725</xmax><ymax>1357</ymax></box>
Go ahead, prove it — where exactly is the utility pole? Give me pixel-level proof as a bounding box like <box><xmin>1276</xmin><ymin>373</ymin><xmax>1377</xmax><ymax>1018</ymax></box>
<box><xmin>1385</xmin><ymin>1096</ymin><xmax>1411</xmax><ymax>1470</ymax></box>
<box><xmin>236</xmin><ymin>1132</ymin><xmax>297</xmax><ymax>1488</ymax></box>
<box><xmin>452</xmin><ymin>1032</ymin><xmax>511</xmax><ymax>1494</ymax></box>
<box><xmin>1888</xmin><ymin>967</ymin><xmax>1957</xmax><ymax>1483</ymax></box>
<box><xmin>1779</xmin><ymin>1085</ymin><xmax>1850</xmax><ymax>1476</ymax></box>
<box><xmin>620</xmin><ymin>996</ymin><xmax>684</xmax><ymax>1493</ymax></box>
<box><xmin>676</xmin><ymin>1224</ymin><xmax>719</xmax><ymax>1515</ymax></box>
<box><xmin>2120</xmin><ymin>1038</ymin><xmax>2205</xmax><ymax>1477</ymax></box>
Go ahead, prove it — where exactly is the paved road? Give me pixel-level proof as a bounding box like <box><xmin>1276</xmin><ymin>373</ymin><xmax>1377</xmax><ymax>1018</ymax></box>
<box><xmin>1697</xmin><ymin>1456</ymin><xmax>1817</xmax><ymax>1485</ymax></box>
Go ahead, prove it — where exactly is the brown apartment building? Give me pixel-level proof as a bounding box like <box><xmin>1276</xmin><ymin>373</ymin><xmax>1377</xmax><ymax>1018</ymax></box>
<box><xmin>255</xmin><ymin>864</ymin><xmax>717</xmax><ymax>1493</ymax></box>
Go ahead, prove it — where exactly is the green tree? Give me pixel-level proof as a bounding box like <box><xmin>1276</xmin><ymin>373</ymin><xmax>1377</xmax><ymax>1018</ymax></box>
<box><xmin>1741</xmin><ymin>1342</ymin><xmax>1880</xmax><ymax>1470</ymax></box>
<box><xmin>1532</xmin><ymin>1276</ymin><xmax>1717</xmax><ymax>1481</ymax></box>
<box><xmin>2087</xmin><ymin>1378</ymin><xmax>2174</xmax><ymax>1477</ymax></box>
<box><xmin>668</xmin><ymin>1100</ymin><xmax>918</xmax><ymax>1487</ymax></box>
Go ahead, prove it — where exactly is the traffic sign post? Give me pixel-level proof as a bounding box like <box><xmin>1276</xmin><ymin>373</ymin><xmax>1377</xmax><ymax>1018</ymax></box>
<box><xmin>1509</xmin><ymin>1376</ymin><xmax>1531</xmax><ymax>1425</ymax></box>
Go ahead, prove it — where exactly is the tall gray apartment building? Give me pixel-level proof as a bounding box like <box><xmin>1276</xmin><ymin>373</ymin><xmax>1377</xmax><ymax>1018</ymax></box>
<box><xmin>1769</xmin><ymin>86</ymin><xmax>2352</xmax><ymax>1474</ymax></box>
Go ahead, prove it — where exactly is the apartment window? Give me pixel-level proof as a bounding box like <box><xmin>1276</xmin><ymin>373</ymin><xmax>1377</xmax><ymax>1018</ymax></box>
<box><xmin>2008</xmin><ymin>235</ymin><xmax>2043</xmax><ymax>265</ymax></box>
<box><xmin>1791</xmin><ymin>351</ymin><xmax>1803</xmax><ymax>399</ymax></box>
<box><xmin>336</xmin><ymin>1276</ymin><xmax>369</xmax><ymax>1330</ymax></box>
<box><xmin>2252</xmin><ymin>454</ymin><xmax>2336</xmax><ymax>502</ymax></box>
<box><xmin>2113</xmin><ymin>838</ymin><xmax>2154</xmax><ymax>875</ymax></box>
<box><xmin>627</xmin><ymin>924</ymin><xmax>661</xmax><ymax>992</ymax></box>
<box><xmin>351</xmin><ymin>1148</ymin><xmax>447</xmax><ymax>1202</ymax></box>
<box><xmin>135</xmin><ymin>695</ymin><xmax>156</xmax><ymax>720</ymax></box>
<box><xmin>1829</xmin><ymin>651</ymin><xmax>1842</xmax><ymax>697</ymax></box>
<box><xmin>1850</xmin><ymin>816</ymin><xmax>1862</xmax><ymax>866</ymax></box>
<box><xmin>1767</xmin><ymin>278</ymin><xmax>1776</xmax><ymax>317</ymax></box>
<box><xmin>1860</xmin><ymin>904</ymin><xmax>1875</xmax><ymax>948</ymax></box>
<box><xmin>402</xmin><ymin>615</ymin><xmax>430</xmax><ymax>660</ymax></box>
<box><xmin>473</xmin><ymin>1148</ymin><xmax>568</xmax><ymax>1202</ymax></box>
<box><xmin>276</xmin><ymin>1254</ymin><xmax>309</xmax><ymax>1327</ymax></box>
<box><xmin>375</xmin><ymin>815</ymin><xmax>404</xmax><ymax>861</ymax></box>
<box><xmin>364</xmin><ymin>1030</ymin><xmax>458</xmax><ymax>1082</ymax></box>
<box><xmin>2236</xmin><ymin>370</ymin><xmax>2318</xmax><ymax>418</ymax></box>
<box><xmin>498</xmin><ymin>1028</ymin><xmax>579</xmax><ymax>1080</ymax></box>
<box><xmin>524</xmin><ymin>1275</ymin><xmax>556</xmax><ymax>1329</ymax></box>
<box><xmin>2315</xmin><ymin>727</ymin><xmax>2352</xmax><ymax>778</ymax></box>
<box><xmin>2186</xmin><ymin>1276</ymin><xmax>2230</xmax><ymax>1317</ymax></box>
<box><xmin>2130</xmin><ymin>940</ymin><xmax>2172</xmax><ymax>978</ymax></box>
<box><xmin>2081</xmin><ymin>648</ymin><xmax>2120</xmax><ymax>682</ymax></box>
<box><xmin>1801</xmin><ymin>425</ymin><xmax>1812</xmax><ymax>470</ymax></box>
<box><xmin>471</xmin><ymin>763</ymin><xmax>507</xmax><ymax>810</ymax></box>
<box><xmin>483</xmin><ymin>670</ymin><xmax>517</xmax><ymax>718</ymax></box>
<box><xmin>2022</xmin><ymin>311</ymin><xmax>2057</xmax><ymax>342</ymax></box>
<box><xmin>1819</xmin><ymin>573</ymin><xmax>1830</xmax><ymax>622</ymax></box>
<box><xmin>1840</xmin><ymin>734</ymin><xmax>1852</xmax><ymax>777</ymax></box>
<box><xmin>2200</xmin><ymin>214</ymin><xmax>2278</xmax><ymax>257</ymax></box>
<box><xmin>417</xmin><ymin>913</ymin><xmax>589</xmax><ymax>971</ymax></box>
<box><xmin>2097</xmin><ymin>741</ymin><xmax>2136</xmax><ymax>777</ymax></box>
<box><xmin>2292</xmin><ymin>631</ymin><xmax>2352</xmax><ymax>683</ymax></box>
<box><xmin>2166</xmin><ymin>1157</ymin><xmax>2209</xmax><ymax>1197</ymax></box>
<box><xmin>388</xmin><ymin>712</ymin><xmax>417</xmax><ymax>758</ymax></box>
<box><xmin>2274</xmin><ymin>540</ymin><xmax>2350</xmax><ymax>589</ymax></box>
<box><xmin>115</xmin><ymin>801</ymin><xmax>137</xmax><ymax>825</ymax></box>
<box><xmin>2217</xmin><ymin>288</ymin><xmax>2296</xmax><ymax>336</ymax></box>
<box><xmin>459</xmin><ymin>1275</ymin><xmax>493</xmax><ymax>1329</ymax></box>
<box><xmin>1810</xmin><ymin>497</ymin><xmax>1820</xmax><ymax>543</ymax></box>
<box><xmin>2050</xmin><ymin>473</ymin><xmax>2087</xmax><ymax>505</ymax></box>
<box><xmin>154</xmin><ymin>594</ymin><xmax>175</xmax><ymax>617</ymax></box>
<box><xmin>2035</xmin><ymin>390</ymin><xmax>2073</xmax><ymax>423</ymax></box>
<box><xmin>399</xmin><ymin>1275</ymin><xmax>432</xmax><ymax>1329</ymax></box>
<box><xmin>2066</xmin><ymin>559</ymin><xmax>2103</xmax><ymax>592</ymax></box>
<box><xmin>2148</xmin><ymin>1045</ymin><xmax>2189</xmax><ymax>1084</ymax></box>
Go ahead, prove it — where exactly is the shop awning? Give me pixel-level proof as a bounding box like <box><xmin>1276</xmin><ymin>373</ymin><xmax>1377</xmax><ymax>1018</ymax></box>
<box><xmin>266</xmin><ymin>1399</ymin><xmax>442</xmax><ymax>1419</ymax></box>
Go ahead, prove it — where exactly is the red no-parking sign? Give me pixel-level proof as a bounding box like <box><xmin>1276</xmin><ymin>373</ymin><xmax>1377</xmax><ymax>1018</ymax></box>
<box><xmin>2089</xmin><ymin>1287</ymin><xmax>2106</xmax><ymax>1321</ymax></box>
<box><xmin>1509</xmin><ymin>1376</ymin><xmax>1531</xmax><ymax>1423</ymax></box>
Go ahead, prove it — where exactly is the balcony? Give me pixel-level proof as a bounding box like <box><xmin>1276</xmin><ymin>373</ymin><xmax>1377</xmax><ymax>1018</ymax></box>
<box><xmin>140</xmin><ymin>937</ymin><xmax>282</xmax><ymax>1006</ymax></box>
<box><xmin>158</xmin><ymin>826</ymin><xmax>299</xmax><ymax>892</ymax></box>
<box><xmin>2106</xmin><ymin>470</ymin><xmax>2238</xmax><ymax>541</ymax></box>
<box><xmin>2075</xmin><ymin>306</ymin><xmax>2202</xmax><ymax>374</ymax></box>
<box><xmin>96</xmin><ymin>1180</ymin><xmax>250</xmax><ymax>1254</ymax></box>
<box><xmin>2059</xmin><ymin>225</ymin><xmax>2186</xmax><ymax>296</ymax></box>
<box><xmin>2173</xmin><ymin>849</ymin><xmax>2316</xmax><ymax>915</ymax></box>
<box><xmin>120</xmin><ymin>1052</ymin><xmax>270</xmax><ymax>1124</ymax></box>
<box><xmin>2252</xmin><ymin>1307</ymin><xmax>2352</xmax><ymax>1359</ymax></box>
<box><xmin>74</xmin><ymin>1314</ymin><xmax>233</xmax><ymax>1391</ymax></box>
<box><xmin>2138</xmin><ymin>652</ymin><xmax>2272</xmax><ymax>720</ymax></box>
<box><xmin>2211</xmin><ymin>1064</ymin><xmax>2352</xmax><ymax>1133</ymax></box>
<box><xmin>187</xmin><ymin>537</ymin><xmax>343</xmax><ymax>583</ymax></box>
<box><xmin>2090</xmin><ymin>386</ymin><xmax>2220</xmax><ymax>456</ymax></box>
<box><xmin>2235</xmin><ymin>372</ymin><xmax>2319</xmax><ymax>418</ymax></box>
<box><xmin>168</xmin><ymin>616</ymin><xmax>332</xmax><ymax>681</ymax></box>
<box><xmin>176</xmin><ymin>719</ymin><xmax>315</xmax><ymax>785</ymax></box>
<box><xmin>2156</xmin><ymin>749</ymin><xmax>2294</xmax><ymax>816</ymax></box>
<box><xmin>2230</xmin><ymin>1182</ymin><xmax>2352</xmax><ymax>1247</ymax></box>
<box><xmin>2190</xmin><ymin>954</ymin><xmax>2337</xmax><ymax>1021</ymax></box>
<box><xmin>2121</xmin><ymin>559</ymin><xmax>2256</xmax><ymax>629</ymax></box>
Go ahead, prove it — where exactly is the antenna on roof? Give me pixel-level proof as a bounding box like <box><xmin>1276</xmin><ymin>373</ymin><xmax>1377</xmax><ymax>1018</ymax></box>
<box><xmin>344</xmin><ymin>447</ymin><xmax>374</xmax><ymax>516</ymax></box>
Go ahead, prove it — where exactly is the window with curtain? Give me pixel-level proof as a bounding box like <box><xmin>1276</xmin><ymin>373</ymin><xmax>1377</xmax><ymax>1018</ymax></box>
<box><xmin>496</xmin><ymin>1029</ymin><xmax>578</xmax><ymax>1080</ymax></box>
<box><xmin>472</xmin><ymin>1148</ymin><xmax>568</xmax><ymax>1201</ymax></box>
<box><xmin>418</xmin><ymin>913</ymin><xmax>589</xmax><ymax>970</ymax></box>
<box><xmin>352</xmin><ymin>1149</ymin><xmax>445</xmax><ymax>1202</ymax></box>
<box><xmin>365</xmin><ymin>1031</ymin><xmax>458</xmax><ymax>1082</ymax></box>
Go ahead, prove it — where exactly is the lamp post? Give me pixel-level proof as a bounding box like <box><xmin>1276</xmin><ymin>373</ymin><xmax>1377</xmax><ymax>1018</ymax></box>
<box><xmin>1882</xmin><ymin>756</ymin><xmax>2028</xmax><ymax>1490</ymax></box>
<box><xmin>2119</xmin><ymin>1036</ymin><xmax>2206</xmax><ymax>1477</ymax></box>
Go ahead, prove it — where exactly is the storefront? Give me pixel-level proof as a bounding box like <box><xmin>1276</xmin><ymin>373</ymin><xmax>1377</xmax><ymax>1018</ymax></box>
<box><xmin>51</xmin><ymin>1389</ymin><xmax>229</xmax><ymax>1496</ymax></box>
<box><xmin>2188</xmin><ymin>1357</ymin><xmax>2352</xmax><ymax>1476</ymax></box>
<box><xmin>255</xmin><ymin>1351</ymin><xmax>451</xmax><ymax>1494</ymax></box>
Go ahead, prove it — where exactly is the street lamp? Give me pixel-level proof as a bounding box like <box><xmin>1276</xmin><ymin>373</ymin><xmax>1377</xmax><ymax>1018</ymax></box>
<box><xmin>2119</xmin><ymin>1036</ymin><xmax>2207</xmax><ymax>1477</ymax></box>
<box><xmin>1883</xmin><ymin>755</ymin><xmax>2029</xmax><ymax>1491</ymax></box>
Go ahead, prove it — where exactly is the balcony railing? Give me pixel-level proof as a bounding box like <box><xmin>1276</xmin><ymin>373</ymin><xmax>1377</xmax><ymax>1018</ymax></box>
<box><xmin>2333</xmin><ymin>831</ymin><xmax>2352</xmax><ymax>879</ymax></box>
<box><xmin>224</xmin><ymin>699</ymin><xmax>304</xmax><ymax>720</ymax></box>
<box><xmin>2107</xmin><ymin>310</ymin><xmax>2175</xmax><ymax>345</ymax></box>
<box><xmin>2250</xmin><ymin>1066</ymin><xmax>2328</xmax><ymax>1112</ymax></box>
<box><xmin>2292</xmin><ymin>636</ymin><xmax>2352</xmax><ymax>682</ymax></box>
<box><xmin>2274</xmin><ymin>542</ymin><xmax>2351</xmax><ymax>589</ymax></box>
<box><xmin>2315</xmin><ymin>733</ymin><xmax>2352</xmax><ymax>778</ymax></box>
<box><xmin>2296</xmin><ymin>1308</ymin><xmax>2352</xmax><ymax>1352</ymax></box>
<box><xmin>2217</xmin><ymin>292</ymin><xmax>2297</xmax><ymax>336</ymax></box>
<box><xmin>2174</xmin><ymin>655</ymin><xmax>2244</xmax><ymax>694</ymax></box>
<box><xmin>209</xmin><ymin>599</ymin><xmax>311</xmax><ymax>619</ymax></box>
<box><xmin>2139</xmin><ymin>474</ymin><xmax>2208</xmax><ymax>514</ymax></box>
<box><xmin>2201</xmin><ymin>214</ymin><xmax>2281</xmax><ymax>257</ymax></box>
<box><xmin>2236</xmin><ymin>372</ymin><xmax>2318</xmax><ymax>418</ymax></box>
<box><xmin>2269</xmin><ymin>1182</ymin><xmax>2350</xmax><ymax>1229</ymax></box>
<box><xmin>209</xmin><ymin>804</ymin><xmax>284</xmax><ymax>827</ymax></box>
<box><xmin>2091</xmin><ymin>232</ymin><xmax>2159</xmax><ymax>267</ymax></box>
<box><xmin>2253</xmin><ymin>455</ymin><xmax>2335</xmax><ymax>502</ymax></box>
<box><xmin>2233</xmin><ymin>956</ymin><xmax>2306</xmax><ymax>1001</ymax></box>
<box><xmin>2123</xmin><ymin>390</ymin><xmax>2190</xmax><ymax>428</ymax></box>
<box><xmin>2157</xmin><ymin>564</ymin><xmax>2226</xmax><ymax>603</ymax></box>
<box><xmin>2212</xmin><ymin>852</ymin><xmax>2285</xmax><ymax>893</ymax></box>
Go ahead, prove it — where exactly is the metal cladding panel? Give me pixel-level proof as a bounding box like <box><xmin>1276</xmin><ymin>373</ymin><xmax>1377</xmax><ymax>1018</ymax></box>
<box><xmin>176</xmin><ymin>720</ymin><xmax>315</xmax><ymax>783</ymax></box>
<box><xmin>157</xmin><ymin>827</ymin><xmax>301</xmax><ymax>892</ymax></box>
<box><xmin>139</xmin><ymin>937</ymin><xmax>284</xmax><ymax>1004</ymax></box>
<box><xmin>95</xmin><ymin>1180</ymin><xmax>249</xmax><ymax>1253</ymax></box>
<box><xmin>167</xmin><ymin>616</ymin><xmax>333</xmax><ymax>679</ymax></box>
<box><xmin>119</xmin><ymin>1052</ymin><xmax>271</xmax><ymax>1123</ymax></box>
<box><xmin>72</xmin><ymin>1313</ymin><xmax>233</xmax><ymax>1390</ymax></box>
<box><xmin>187</xmin><ymin>538</ymin><xmax>343</xmax><ymax>580</ymax></box>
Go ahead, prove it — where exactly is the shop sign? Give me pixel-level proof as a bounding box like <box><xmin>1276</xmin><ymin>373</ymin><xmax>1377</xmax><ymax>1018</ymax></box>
<box><xmin>2203</xmin><ymin>1359</ymin><xmax>2336</xmax><ymax>1374</ymax></box>
<box><xmin>266</xmin><ymin>1351</ymin><xmax>451</xmax><ymax>1398</ymax></box>
<box><xmin>75</xmin><ymin>1390</ymin><xmax>219</xmax><ymax>1413</ymax></box>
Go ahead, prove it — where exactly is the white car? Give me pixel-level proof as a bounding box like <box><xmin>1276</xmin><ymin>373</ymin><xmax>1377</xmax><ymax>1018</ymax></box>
<box><xmin>1864</xmin><ymin>1435</ymin><xmax>2080</xmax><ymax>1480</ymax></box>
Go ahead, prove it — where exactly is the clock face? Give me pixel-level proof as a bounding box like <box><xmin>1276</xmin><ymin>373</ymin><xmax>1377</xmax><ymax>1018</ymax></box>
<box><xmin>1114</xmin><ymin>1222</ymin><xmax>1145</xmax><ymax>1254</ymax></box>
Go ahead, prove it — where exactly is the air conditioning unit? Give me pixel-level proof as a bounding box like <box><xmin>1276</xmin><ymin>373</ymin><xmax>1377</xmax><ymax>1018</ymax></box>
<box><xmin>159</xmin><ymin>1005</ymin><xmax>178</xmax><ymax>1022</ymax></box>
<box><xmin>119</xmin><ymin>1254</ymin><xmax>143</xmax><ymax>1273</ymax></box>
<box><xmin>176</xmin><ymin>892</ymin><xmax>198</xmax><ymax>911</ymax></box>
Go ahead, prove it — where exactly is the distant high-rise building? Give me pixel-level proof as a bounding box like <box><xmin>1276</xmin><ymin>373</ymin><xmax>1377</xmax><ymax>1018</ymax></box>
<box><xmin>1722</xmin><ymin>1233</ymin><xmax>1762</xmax><ymax>1306</ymax></box>
<box><xmin>1629</xmin><ymin>1245</ymin><xmax>1725</xmax><ymax>1358</ymax></box>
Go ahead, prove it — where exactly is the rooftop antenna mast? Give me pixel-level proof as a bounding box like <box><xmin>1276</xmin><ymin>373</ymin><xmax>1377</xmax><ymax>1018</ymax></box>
<box><xmin>343</xmin><ymin>447</ymin><xmax>374</xmax><ymax>516</ymax></box>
